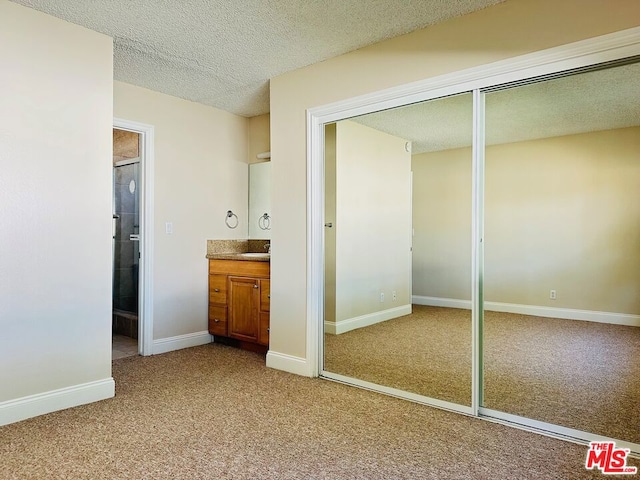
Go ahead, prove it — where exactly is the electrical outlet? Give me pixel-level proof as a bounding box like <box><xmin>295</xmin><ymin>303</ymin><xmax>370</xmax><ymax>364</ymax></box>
<box><xmin>392</xmin><ymin>291</ymin><xmax>397</xmax><ymax>301</ymax></box>
<box><xmin>380</xmin><ymin>292</ymin><xmax>384</xmax><ymax>302</ymax></box>
<box><xmin>550</xmin><ymin>289</ymin><xmax>557</xmax><ymax>300</ymax></box>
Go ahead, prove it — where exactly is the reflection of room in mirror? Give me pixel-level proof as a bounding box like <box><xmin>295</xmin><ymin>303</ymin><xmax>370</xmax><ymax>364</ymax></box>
<box><xmin>482</xmin><ymin>61</ymin><xmax>640</xmax><ymax>445</ymax></box>
<box><xmin>324</xmin><ymin>92</ymin><xmax>473</xmax><ymax>408</ymax></box>
<box><xmin>322</xmin><ymin>60</ymin><xmax>640</xmax><ymax>447</ymax></box>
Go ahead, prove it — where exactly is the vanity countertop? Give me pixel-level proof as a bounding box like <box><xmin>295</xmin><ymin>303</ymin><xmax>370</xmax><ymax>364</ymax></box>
<box><xmin>206</xmin><ymin>239</ymin><xmax>270</xmax><ymax>262</ymax></box>
<box><xmin>206</xmin><ymin>253</ymin><xmax>270</xmax><ymax>262</ymax></box>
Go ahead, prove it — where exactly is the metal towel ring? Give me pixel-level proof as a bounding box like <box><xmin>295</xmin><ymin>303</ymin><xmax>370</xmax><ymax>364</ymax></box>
<box><xmin>258</xmin><ymin>213</ymin><xmax>271</xmax><ymax>230</ymax></box>
<box><xmin>225</xmin><ymin>210</ymin><xmax>239</xmax><ymax>229</ymax></box>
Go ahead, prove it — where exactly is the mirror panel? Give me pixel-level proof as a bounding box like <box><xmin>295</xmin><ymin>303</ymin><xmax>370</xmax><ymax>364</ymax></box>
<box><xmin>248</xmin><ymin>162</ymin><xmax>271</xmax><ymax>239</ymax></box>
<box><xmin>483</xmin><ymin>62</ymin><xmax>640</xmax><ymax>444</ymax></box>
<box><xmin>323</xmin><ymin>93</ymin><xmax>474</xmax><ymax>407</ymax></box>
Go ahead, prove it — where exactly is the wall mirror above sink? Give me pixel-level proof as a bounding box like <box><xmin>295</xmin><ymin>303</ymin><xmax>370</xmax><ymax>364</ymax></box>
<box><xmin>249</xmin><ymin>161</ymin><xmax>271</xmax><ymax>240</ymax></box>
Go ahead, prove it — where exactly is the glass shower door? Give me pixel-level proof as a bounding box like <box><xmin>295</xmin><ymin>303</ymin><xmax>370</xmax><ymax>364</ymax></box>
<box><xmin>112</xmin><ymin>160</ymin><xmax>140</xmax><ymax>337</ymax></box>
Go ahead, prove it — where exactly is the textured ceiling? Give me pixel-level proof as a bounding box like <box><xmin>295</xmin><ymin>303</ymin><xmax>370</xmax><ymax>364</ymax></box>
<box><xmin>353</xmin><ymin>62</ymin><xmax>640</xmax><ymax>153</ymax></box>
<box><xmin>11</xmin><ymin>0</ymin><xmax>504</xmax><ymax>117</ymax></box>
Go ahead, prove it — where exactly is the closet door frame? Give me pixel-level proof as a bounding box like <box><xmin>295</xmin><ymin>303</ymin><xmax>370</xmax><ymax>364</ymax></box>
<box><xmin>306</xmin><ymin>26</ymin><xmax>640</xmax><ymax>453</ymax></box>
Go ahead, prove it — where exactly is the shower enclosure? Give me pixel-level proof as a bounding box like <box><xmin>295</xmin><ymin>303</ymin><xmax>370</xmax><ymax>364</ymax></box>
<box><xmin>112</xmin><ymin>132</ymin><xmax>141</xmax><ymax>341</ymax></box>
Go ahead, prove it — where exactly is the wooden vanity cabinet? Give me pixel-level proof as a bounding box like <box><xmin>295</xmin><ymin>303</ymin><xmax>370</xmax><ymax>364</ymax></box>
<box><xmin>208</xmin><ymin>259</ymin><xmax>270</xmax><ymax>348</ymax></box>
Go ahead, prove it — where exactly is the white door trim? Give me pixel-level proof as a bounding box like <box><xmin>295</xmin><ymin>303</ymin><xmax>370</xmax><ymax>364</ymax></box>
<box><xmin>113</xmin><ymin>118</ymin><xmax>155</xmax><ymax>356</ymax></box>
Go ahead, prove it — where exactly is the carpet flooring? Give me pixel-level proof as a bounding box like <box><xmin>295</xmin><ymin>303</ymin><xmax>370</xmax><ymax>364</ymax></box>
<box><xmin>324</xmin><ymin>305</ymin><xmax>640</xmax><ymax>445</ymax></box>
<box><xmin>325</xmin><ymin>306</ymin><xmax>472</xmax><ymax>405</ymax></box>
<box><xmin>2</xmin><ymin>343</ymin><xmax>637</xmax><ymax>479</ymax></box>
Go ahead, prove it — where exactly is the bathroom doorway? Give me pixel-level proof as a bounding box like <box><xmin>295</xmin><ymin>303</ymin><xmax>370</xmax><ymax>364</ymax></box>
<box><xmin>112</xmin><ymin>128</ymin><xmax>141</xmax><ymax>359</ymax></box>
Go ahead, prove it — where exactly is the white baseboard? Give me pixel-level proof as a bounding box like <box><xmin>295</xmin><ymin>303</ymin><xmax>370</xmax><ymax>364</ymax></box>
<box><xmin>152</xmin><ymin>330</ymin><xmax>213</xmax><ymax>355</ymax></box>
<box><xmin>266</xmin><ymin>351</ymin><xmax>312</xmax><ymax>377</ymax></box>
<box><xmin>0</xmin><ymin>378</ymin><xmax>115</xmax><ymax>427</ymax></box>
<box><xmin>325</xmin><ymin>304</ymin><xmax>412</xmax><ymax>335</ymax></box>
<box><xmin>412</xmin><ymin>296</ymin><xmax>472</xmax><ymax>310</ymax></box>
<box><xmin>486</xmin><ymin>301</ymin><xmax>640</xmax><ymax>327</ymax></box>
<box><xmin>412</xmin><ymin>295</ymin><xmax>640</xmax><ymax>327</ymax></box>
<box><xmin>324</xmin><ymin>321</ymin><xmax>337</xmax><ymax>334</ymax></box>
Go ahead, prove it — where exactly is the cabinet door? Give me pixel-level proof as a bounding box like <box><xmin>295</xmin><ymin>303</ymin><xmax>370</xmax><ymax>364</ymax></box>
<box><xmin>228</xmin><ymin>276</ymin><xmax>259</xmax><ymax>342</ymax></box>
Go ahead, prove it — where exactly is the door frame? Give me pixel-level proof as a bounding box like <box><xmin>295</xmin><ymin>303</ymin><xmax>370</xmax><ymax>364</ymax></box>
<box><xmin>113</xmin><ymin>118</ymin><xmax>155</xmax><ymax>356</ymax></box>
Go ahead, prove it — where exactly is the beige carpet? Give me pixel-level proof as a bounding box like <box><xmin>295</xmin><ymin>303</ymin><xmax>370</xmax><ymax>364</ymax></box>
<box><xmin>325</xmin><ymin>306</ymin><xmax>472</xmax><ymax>405</ymax></box>
<box><xmin>324</xmin><ymin>305</ymin><xmax>640</xmax><ymax>444</ymax></box>
<box><xmin>2</xmin><ymin>343</ymin><xmax>636</xmax><ymax>479</ymax></box>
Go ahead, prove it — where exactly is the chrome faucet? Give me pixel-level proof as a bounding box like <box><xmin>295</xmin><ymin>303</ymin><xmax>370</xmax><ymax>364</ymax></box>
<box><xmin>264</xmin><ymin>242</ymin><xmax>271</xmax><ymax>254</ymax></box>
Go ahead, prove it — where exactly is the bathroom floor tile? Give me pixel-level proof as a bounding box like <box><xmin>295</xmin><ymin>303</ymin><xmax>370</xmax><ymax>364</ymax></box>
<box><xmin>112</xmin><ymin>334</ymin><xmax>138</xmax><ymax>360</ymax></box>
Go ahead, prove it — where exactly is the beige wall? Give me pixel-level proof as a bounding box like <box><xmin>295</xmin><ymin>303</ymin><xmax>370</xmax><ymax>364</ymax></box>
<box><xmin>412</xmin><ymin>127</ymin><xmax>640</xmax><ymax>315</ymax></box>
<box><xmin>333</xmin><ymin>121</ymin><xmax>412</xmax><ymax>324</ymax></box>
<box><xmin>269</xmin><ymin>0</ymin><xmax>640</xmax><ymax>362</ymax></box>
<box><xmin>0</xmin><ymin>0</ymin><xmax>113</xmax><ymax>405</ymax></box>
<box><xmin>114</xmin><ymin>82</ymin><xmax>248</xmax><ymax>340</ymax></box>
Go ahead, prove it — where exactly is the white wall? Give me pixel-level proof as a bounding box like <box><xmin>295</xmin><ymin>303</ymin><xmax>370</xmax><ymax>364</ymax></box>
<box><xmin>484</xmin><ymin>128</ymin><xmax>640</xmax><ymax>314</ymax></box>
<box><xmin>269</xmin><ymin>0</ymin><xmax>640</xmax><ymax>369</ymax></box>
<box><xmin>332</xmin><ymin>121</ymin><xmax>411</xmax><ymax>330</ymax></box>
<box><xmin>0</xmin><ymin>0</ymin><xmax>114</xmax><ymax>421</ymax></box>
<box><xmin>113</xmin><ymin>82</ymin><xmax>248</xmax><ymax>341</ymax></box>
<box><xmin>411</xmin><ymin>127</ymin><xmax>640</xmax><ymax>316</ymax></box>
<box><xmin>412</xmin><ymin>147</ymin><xmax>472</xmax><ymax>301</ymax></box>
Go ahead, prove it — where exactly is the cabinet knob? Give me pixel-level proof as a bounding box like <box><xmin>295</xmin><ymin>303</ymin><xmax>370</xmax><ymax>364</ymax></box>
<box><xmin>267</xmin><ymin>328</ymin><xmax>270</xmax><ymax>333</ymax></box>
<box><xmin>214</xmin><ymin>318</ymin><xmax>220</xmax><ymax>323</ymax></box>
<box><xmin>253</xmin><ymin>284</ymin><xmax>259</xmax><ymax>289</ymax></box>
<box><xmin>214</xmin><ymin>288</ymin><xmax>220</xmax><ymax>292</ymax></box>
<box><xmin>267</xmin><ymin>294</ymin><xmax>270</xmax><ymax>298</ymax></box>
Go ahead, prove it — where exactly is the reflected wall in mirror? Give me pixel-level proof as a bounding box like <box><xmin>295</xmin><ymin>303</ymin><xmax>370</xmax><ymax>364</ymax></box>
<box><xmin>248</xmin><ymin>161</ymin><xmax>271</xmax><ymax>239</ymax></box>
<box><xmin>323</xmin><ymin>93</ymin><xmax>473</xmax><ymax>408</ymax></box>
<box><xmin>482</xmin><ymin>62</ymin><xmax>640</xmax><ymax>445</ymax></box>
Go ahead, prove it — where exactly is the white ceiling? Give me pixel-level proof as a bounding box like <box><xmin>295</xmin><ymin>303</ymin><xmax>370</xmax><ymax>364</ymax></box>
<box><xmin>11</xmin><ymin>0</ymin><xmax>504</xmax><ymax>117</ymax></box>
<box><xmin>353</xmin><ymin>62</ymin><xmax>640</xmax><ymax>153</ymax></box>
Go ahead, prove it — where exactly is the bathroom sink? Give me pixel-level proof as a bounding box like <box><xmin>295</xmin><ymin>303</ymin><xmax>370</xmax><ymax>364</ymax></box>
<box><xmin>240</xmin><ymin>252</ymin><xmax>270</xmax><ymax>258</ymax></box>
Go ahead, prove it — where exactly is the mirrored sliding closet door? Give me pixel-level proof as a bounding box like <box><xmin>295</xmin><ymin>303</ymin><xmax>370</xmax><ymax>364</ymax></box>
<box><xmin>322</xmin><ymin>92</ymin><xmax>475</xmax><ymax>410</ymax></box>
<box><xmin>481</xmin><ymin>61</ymin><xmax>640</xmax><ymax>446</ymax></box>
